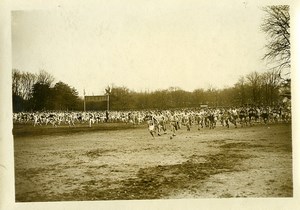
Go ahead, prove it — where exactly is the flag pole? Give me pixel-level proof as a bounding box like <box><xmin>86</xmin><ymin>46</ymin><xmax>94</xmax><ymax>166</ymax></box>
<box><xmin>105</xmin><ymin>86</ymin><xmax>110</xmax><ymax>112</ymax></box>
<box><xmin>83</xmin><ymin>89</ymin><xmax>86</xmax><ymax>112</ymax></box>
<box><xmin>107</xmin><ymin>93</ymin><xmax>109</xmax><ymax>112</ymax></box>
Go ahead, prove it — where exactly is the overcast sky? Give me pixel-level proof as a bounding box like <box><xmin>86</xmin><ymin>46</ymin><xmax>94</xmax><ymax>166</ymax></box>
<box><xmin>12</xmin><ymin>0</ymin><xmax>270</xmax><ymax>96</ymax></box>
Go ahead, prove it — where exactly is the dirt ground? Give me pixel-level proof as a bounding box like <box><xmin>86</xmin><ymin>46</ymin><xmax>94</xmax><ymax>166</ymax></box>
<box><xmin>13</xmin><ymin>122</ymin><xmax>292</xmax><ymax>202</ymax></box>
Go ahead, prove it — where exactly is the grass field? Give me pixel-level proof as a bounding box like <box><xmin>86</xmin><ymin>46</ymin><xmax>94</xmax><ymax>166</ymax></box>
<box><xmin>13</xmin><ymin>122</ymin><xmax>293</xmax><ymax>201</ymax></box>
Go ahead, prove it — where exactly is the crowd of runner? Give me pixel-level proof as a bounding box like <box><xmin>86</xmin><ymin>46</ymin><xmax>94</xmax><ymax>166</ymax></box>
<box><xmin>144</xmin><ymin>105</ymin><xmax>291</xmax><ymax>138</ymax></box>
<box><xmin>13</xmin><ymin>105</ymin><xmax>291</xmax><ymax>138</ymax></box>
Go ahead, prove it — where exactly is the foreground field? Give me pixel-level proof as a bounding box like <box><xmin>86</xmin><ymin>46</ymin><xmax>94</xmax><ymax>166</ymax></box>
<box><xmin>14</xmin><ymin>123</ymin><xmax>292</xmax><ymax>201</ymax></box>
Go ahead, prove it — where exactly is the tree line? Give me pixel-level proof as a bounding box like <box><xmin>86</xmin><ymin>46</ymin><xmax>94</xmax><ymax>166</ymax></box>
<box><xmin>107</xmin><ymin>69</ymin><xmax>288</xmax><ymax>110</ymax></box>
<box><xmin>12</xmin><ymin>68</ymin><xmax>289</xmax><ymax>112</ymax></box>
<box><xmin>12</xmin><ymin>69</ymin><xmax>81</xmax><ymax>112</ymax></box>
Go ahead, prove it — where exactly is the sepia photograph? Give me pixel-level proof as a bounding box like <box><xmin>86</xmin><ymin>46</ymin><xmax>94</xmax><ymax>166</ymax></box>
<box><xmin>1</xmin><ymin>0</ymin><xmax>300</xmax><ymax>209</ymax></box>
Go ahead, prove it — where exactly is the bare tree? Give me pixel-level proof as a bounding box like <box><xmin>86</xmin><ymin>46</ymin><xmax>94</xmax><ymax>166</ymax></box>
<box><xmin>235</xmin><ymin>76</ymin><xmax>247</xmax><ymax>105</ymax></box>
<box><xmin>12</xmin><ymin>69</ymin><xmax>55</xmax><ymax>100</ymax></box>
<box><xmin>12</xmin><ymin>69</ymin><xmax>38</xmax><ymax>99</ymax></box>
<box><xmin>12</xmin><ymin>69</ymin><xmax>22</xmax><ymax>96</ymax></box>
<box><xmin>36</xmin><ymin>70</ymin><xmax>55</xmax><ymax>86</ymax></box>
<box><xmin>261</xmin><ymin>5</ymin><xmax>290</xmax><ymax>77</ymax></box>
<box><xmin>20</xmin><ymin>72</ymin><xmax>37</xmax><ymax>100</ymax></box>
<box><xmin>246</xmin><ymin>72</ymin><xmax>262</xmax><ymax>104</ymax></box>
<box><xmin>261</xmin><ymin>70</ymin><xmax>281</xmax><ymax>105</ymax></box>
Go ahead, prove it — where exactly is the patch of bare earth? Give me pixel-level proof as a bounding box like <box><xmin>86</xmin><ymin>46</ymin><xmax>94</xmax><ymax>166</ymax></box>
<box><xmin>14</xmin><ymin>123</ymin><xmax>292</xmax><ymax>201</ymax></box>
